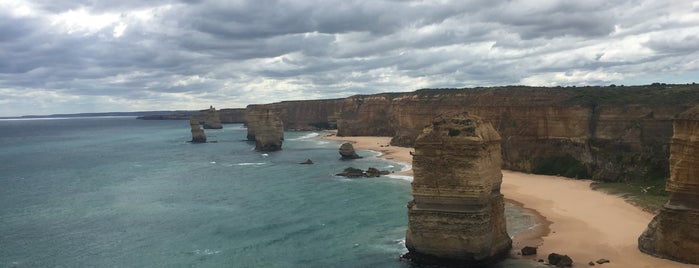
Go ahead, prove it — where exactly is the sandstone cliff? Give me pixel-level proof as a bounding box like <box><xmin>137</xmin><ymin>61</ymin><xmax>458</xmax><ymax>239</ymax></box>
<box><xmin>405</xmin><ymin>112</ymin><xmax>511</xmax><ymax>265</ymax></box>
<box><xmin>242</xmin><ymin>84</ymin><xmax>699</xmax><ymax>182</ymax></box>
<box><xmin>246</xmin><ymin>108</ymin><xmax>284</xmax><ymax>151</ymax></box>
<box><xmin>638</xmin><ymin>106</ymin><xmax>699</xmax><ymax>264</ymax></box>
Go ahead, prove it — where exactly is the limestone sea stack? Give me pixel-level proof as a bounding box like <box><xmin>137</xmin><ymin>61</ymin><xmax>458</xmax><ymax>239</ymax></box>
<box><xmin>246</xmin><ymin>109</ymin><xmax>284</xmax><ymax>151</ymax></box>
<box><xmin>404</xmin><ymin>112</ymin><xmax>511</xmax><ymax>266</ymax></box>
<box><xmin>190</xmin><ymin>118</ymin><xmax>206</xmax><ymax>143</ymax></box>
<box><xmin>203</xmin><ymin>106</ymin><xmax>223</xmax><ymax>129</ymax></box>
<box><xmin>638</xmin><ymin>106</ymin><xmax>699</xmax><ymax>264</ymax></box>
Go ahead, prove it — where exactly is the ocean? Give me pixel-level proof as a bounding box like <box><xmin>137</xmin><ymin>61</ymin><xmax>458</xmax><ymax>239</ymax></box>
<box><xmin>0</xmin><ymin>117</ymin><xmax>541</xmax><ymax>267</ymax></box>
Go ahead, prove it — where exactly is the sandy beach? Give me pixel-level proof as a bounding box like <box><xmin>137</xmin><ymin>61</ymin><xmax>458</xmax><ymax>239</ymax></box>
<box><xmin>322</xmin><ymin>132</ymin><xmax>699</xmax><ymax>268</ymax></box>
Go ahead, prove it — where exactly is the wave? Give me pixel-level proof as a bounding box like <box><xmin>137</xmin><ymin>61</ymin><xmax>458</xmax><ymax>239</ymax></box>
<box><xmin>385</xmin><ymin>174</ymin><xmax>413</xmax><ymax>182</ymax></box>
<box><xmin>236</xmin><ymin>162</ymin><xmax>266</xmax><ymax>166</ymax></box>
<box><xmin>289</xmin><ymin>132</ymin><xmax>320</xmax><ymax>140</ymax></box>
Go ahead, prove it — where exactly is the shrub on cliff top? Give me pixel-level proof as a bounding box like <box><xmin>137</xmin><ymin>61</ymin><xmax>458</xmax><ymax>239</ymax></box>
<box><xmin>532</xmin><ymin>155</ymin><xmax>589</xmax><ymax>179</ymax></box>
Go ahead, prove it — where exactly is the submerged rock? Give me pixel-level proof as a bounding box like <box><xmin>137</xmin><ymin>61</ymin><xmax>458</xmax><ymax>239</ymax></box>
<box><xmin>638</xmin><ymin>106</ymin><xmax>699</xmax><ymax>264</ymax></box>
<box><xmin>339</xmin><ymin>142</ymin><xmax>362</xmax><ymax>159</ymax></box>
<box><xmin>404</xmin><ymin>112</ymin><xmax>511</xmax><ymax>266</ymax></box>
<box><xmin>336</xmin><ymin>167</ymin><xmax>365</xmax><ymax>178</ymax></box>
<box><xmin>190</xmin><ymin>118</ymin><xmax>206</xmax><ymax>143</ymax></box>
<box><xmin>299</xmin><ymin>159</ymin><xmax>314</xmax><ymax>165</ymax></box>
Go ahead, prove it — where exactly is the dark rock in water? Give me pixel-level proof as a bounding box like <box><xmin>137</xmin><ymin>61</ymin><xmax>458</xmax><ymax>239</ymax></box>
<box><xmin>380</xmin><ymin>170</ymin><xmax>391</xmax><ymax>175</ymax></box>
<box><xmin>365</xmin><ymin>167</ymin><xmax>381</xmax><ymax>177</ymax></box>
<box><xmin>336</xmin><ymin>167</ymin><xmax>365</xmax><ymax>178</ymax></box>
<box><xmin>596</xmin><ymin>258</ymin><xmax>610</xmax><ymax>264</ymax></box>
<box><xmin>300</xmin><ymin>159</ymin><xmax>314</xmax><ymax>165</ymax></box>
<box><xmin>190</xmin><ymin>118</ymin><xmax>206</xmax><ymax>143</ymax></box>
<box><xmin>521</xmin><ymin>246</ymin><xmax>537</xmax><ymax>256</ymax></box>
<box><xmin>339</xmin><ymin>142</ymin><xmax>362</xmax><ymax>159</ymax></box>
<box><xmin>548</xmin><ymin>253</ymin><xmax>573</xmax><ymax>267</ymax></box>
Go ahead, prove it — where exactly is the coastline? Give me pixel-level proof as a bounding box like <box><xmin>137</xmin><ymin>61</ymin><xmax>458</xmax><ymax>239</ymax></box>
<box><xmin>321</xmin><ymin>131</ymin><xmax>699</xmax><ymax>268</ymax></box>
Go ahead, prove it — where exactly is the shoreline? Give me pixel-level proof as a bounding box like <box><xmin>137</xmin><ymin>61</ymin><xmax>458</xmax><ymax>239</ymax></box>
<box><xmin>321</xmin><ymin>131</ymin><xmax>699</xmax><ymax>268</ymax></box>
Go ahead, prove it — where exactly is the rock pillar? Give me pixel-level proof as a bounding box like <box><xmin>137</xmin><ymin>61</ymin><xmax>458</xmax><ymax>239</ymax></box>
<box><xmin>639</xmin><ymin>106</ymin><xmax>699</xmax><ymax>264</ymax></box>
<box><xmin>246</xmin><ymin>109</ymin><xmax>284</xmax><ymax>151</ymax></box>
<box><xmin>190</xmin><ymin>118</ymin><xmax>206</xmax><ymax>143</ymax></box>
<box><xmin>203</xmin><ymin>106</ymin><xmax>223</xmax><ymax>129</ymax></box>
<box><xmin>404</xmin><ymin>112</ymin><xmax>511</xmax><ymax>266</ymax></box>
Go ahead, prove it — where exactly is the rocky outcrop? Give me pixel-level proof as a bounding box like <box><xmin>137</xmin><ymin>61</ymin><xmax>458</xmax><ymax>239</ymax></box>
<box><xmin>335</xmin><ymin>167</ymin><xmax>390</xmax><ymax>178</ymax></box>
<box><xmin>190</xmin><ymin>118</ymin><xmax>206</xmax><ymax>143</ymax></box>
<box><xmin>245</xmin><ymin>109</ymin><xmax>284</xmax><ymax>151</ymax></box>
<box><xmin>638</xmin><ymin>106</ymin><xmax>699</xmax><ymax>264</ymax></box>
<box><xmin>202</xmin><ymin>106</ymin><xmax>223</xmax><ymax>129</ymax></box>
<box><xmin>339</xmin><ymin>142</ymin><xmax>362</xmax><ymax>159</ymax></box>
<box><xmin>243</xmin><ymin>84</ymin><xmax>699</xmax><ymax>182</ymax></box>
<box><xmin>404</xmin><ymin>112</ymin><xmax>511</xmax><ymax>266</ymax></box>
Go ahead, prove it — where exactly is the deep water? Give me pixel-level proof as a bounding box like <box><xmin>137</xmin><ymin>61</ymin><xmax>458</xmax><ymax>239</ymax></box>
<box><xmin>0</xmin><ymin>117</ymin><xmax>542</xmax><ymax>267</ymax></box>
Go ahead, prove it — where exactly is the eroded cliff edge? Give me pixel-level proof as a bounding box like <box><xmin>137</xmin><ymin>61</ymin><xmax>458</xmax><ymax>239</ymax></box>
<box><xmin>245</xmin><ymin>84</ymin><xmax>699</xmax><ymax>182</ymax></box>
<box><xmin>638</xmin><ymin>106</ymin><xmax>699</xmax><ymax>264</ymax></box>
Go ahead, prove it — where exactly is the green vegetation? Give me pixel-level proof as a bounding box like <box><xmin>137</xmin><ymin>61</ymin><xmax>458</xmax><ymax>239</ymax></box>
<box><xmin>591</xmin><ymin>178</ymin><xmax>668</xmax><ymax>213</ymax></box>
<box><xmin>307</xmin><ymin>121</ymin><xmax>335</xmax><ymax>130</ymax></box>
<box><xmin>448</xmin><ymin>128</ymin><xmax>461</xmax><ymax>136</ymax></box>
<box><xmin>532</xmin><ymin>155</ymin><xmax>590</xmax><ymax>179</ymax></box>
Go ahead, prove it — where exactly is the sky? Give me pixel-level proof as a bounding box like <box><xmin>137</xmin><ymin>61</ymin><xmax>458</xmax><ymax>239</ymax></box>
<box><xmin>1</xmin><ymin>0</ymin><xmax>698</xmax><ymax>117</ymax></box>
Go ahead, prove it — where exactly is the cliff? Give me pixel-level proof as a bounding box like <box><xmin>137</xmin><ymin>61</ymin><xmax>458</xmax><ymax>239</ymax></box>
<box><xmin>405</xmin><ymin>112</ymin><xmax>511</xmax><ymax>265</ymax></box>
<box><xmin>243</xmin><ymin>84</ymin><xmax>699</xmax><ymax>182</ymax></box>
<box><xmin>638</xmin><ymin>106</ymin><xmax>699</xmax><ymax>264</ymax></box>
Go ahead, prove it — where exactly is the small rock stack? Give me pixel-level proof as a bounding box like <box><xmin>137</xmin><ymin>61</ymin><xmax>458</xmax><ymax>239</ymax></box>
<box><xmin>638</xmin><ymin>106</ymin><xmax>699</xmax><ymax>264</ymax></box>
<box><xmin>190</xmin><ymin>118</ymin><xmax>206</xmax><ymax>143</ymax></box>
<box><xmin>404</xmin><ymin>112</ymin><xmax>511</xmax><ymax>266</ymax></box>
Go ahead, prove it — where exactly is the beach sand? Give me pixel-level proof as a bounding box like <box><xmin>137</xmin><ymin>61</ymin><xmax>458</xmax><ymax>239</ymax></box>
<box><xmin>322</xmin><ymin>132</ymin><xmax>699</xmax><ymax>268</ymax></box>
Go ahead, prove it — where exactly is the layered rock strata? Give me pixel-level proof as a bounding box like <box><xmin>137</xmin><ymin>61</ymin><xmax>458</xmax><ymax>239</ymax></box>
<box><xmin>244</xmin><ymin>84</ymin><xmax>699</xmax><ymax>182</ymax></box>
<box><xmin>405</xmin><ymin>112</ymin><xmax>511</xmax><ymax>266</ymax></box>
<box><xmin>190</xmin><ymin>118</ymin><xmax>206</xmax><ymax>143</ymax></box>
<box><xmin>246</xmin><ymin>109</ymin><xmax>284</xmax><ymax>151</ymax></box>
<box><xmin>638</xmin><ymin>106</ymin><xmax>699</xmax><ymax>264</ymax></box>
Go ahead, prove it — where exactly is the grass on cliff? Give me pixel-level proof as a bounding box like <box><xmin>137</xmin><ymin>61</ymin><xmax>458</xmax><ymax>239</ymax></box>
<box><xmin>590</xmin><ymin>178</ymin><xmax>668</xmax><ymax>213</ymax></box>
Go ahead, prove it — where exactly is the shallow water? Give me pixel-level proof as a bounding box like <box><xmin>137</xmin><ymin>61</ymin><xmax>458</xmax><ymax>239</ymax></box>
<box><xmin>0</xmin><ymin>117</ymin><xmax>542</xmax><ymax>267</ymax></box>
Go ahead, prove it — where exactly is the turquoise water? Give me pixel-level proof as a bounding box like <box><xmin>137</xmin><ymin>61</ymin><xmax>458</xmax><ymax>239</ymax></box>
<box><xmin>0</xmin><ymin>117</ymin><xmax>541</xmax><ymax>267</ymax></box>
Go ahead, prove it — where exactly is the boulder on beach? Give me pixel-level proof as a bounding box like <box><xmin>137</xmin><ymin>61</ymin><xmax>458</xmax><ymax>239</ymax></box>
<box><xmin>548</xmin><ymin>253</ymin><xmax>573</xmax><ymax>267</ymax></box>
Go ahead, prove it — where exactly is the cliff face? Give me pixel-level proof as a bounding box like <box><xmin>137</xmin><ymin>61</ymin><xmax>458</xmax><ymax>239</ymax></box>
<box><xmin>405</xmin><ymin>112</ymin><xmax>511</xmax><ymax>265</ymax></box>
<box><xmin>242</xmin><ymin>84</ymin><xmax>699</xmax><ymax>182</ymax></box>
<box><xmin>245</xmin><ymin>109</ymin><xmax>284</xmax><ymax>151</ymax></box>
<box><xmin>218</xmin><ymin>108</ymin><xmax>246</xmax><ymax>123</ymax></box>
<box><xmin>638</xmin><ymin>106</ymin><xmax>699</xmax><ymax>264</ymax></box>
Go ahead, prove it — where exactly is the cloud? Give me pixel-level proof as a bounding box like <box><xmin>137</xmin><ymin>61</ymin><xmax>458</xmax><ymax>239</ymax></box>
<box><xmin>0</xmin><ymin>0</ymin><xmax>698</xmax><ymax>116</ymax></box>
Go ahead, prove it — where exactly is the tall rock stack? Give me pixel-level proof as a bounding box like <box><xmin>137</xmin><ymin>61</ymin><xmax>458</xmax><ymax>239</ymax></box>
<box><xmin>203</xmin><ymin>106</ymin><xmax>223</xmax><ymax>129</ymax></box>
<box><xmin>639</xmin><ymin>106</ymin><xmax>699</xmax><ymax>264</ymax></box>
<box><xmin>404</xmin><ymin>112</ymin><xmax>511</xmax><ymax>266</ymax></box>
<box><xmin>246</xmin><ymin>109</ymin><xmax>284</xmax><ymax>151</ymax></box>
<box><xmin>190</xmin><ymin>118</ymin><xmax>206</xmax><ymax>143</ymax></box>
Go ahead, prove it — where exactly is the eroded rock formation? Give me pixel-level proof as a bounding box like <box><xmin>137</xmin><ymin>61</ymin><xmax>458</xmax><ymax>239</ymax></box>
<box><xmin>246</xmin><ymin>109</ymin><xmax>284</xmax><ymax>151</ymax></box>
<box><xmin>404</xmin><ymin>112</ymin><xmax>511</xmax><ymax>266</ymax></box>
<box><xmin>638</xmin><ymin>106</ymin><xmax>699</xmax><ymax>264</ymax></box>
<box><xmin>190</xmin><ymin>118</ymin><xmax>206</xmax><ymax>143</ymax></box>
<box><xmin>203</xmin><ymin>106</ymin><xmax>223</xmax><ymax>129</ymax></box>
<box><xmin>339</xmin><ymin>142</ymin><xmax>362</xmax><ymax>159</ymax></box>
